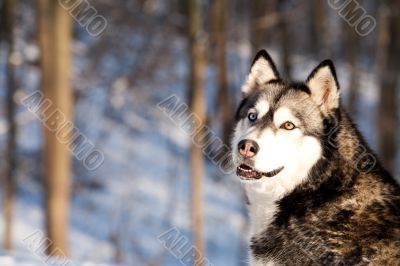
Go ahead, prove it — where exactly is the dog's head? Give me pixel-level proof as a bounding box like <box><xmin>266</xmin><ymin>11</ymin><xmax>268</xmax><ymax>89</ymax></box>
<box><xmin>232</xmin><ymin>50</ymin><xmax>340</xmax><ymax>191</ymax></box>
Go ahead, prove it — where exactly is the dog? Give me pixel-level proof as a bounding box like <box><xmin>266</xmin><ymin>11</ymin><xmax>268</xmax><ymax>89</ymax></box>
<box><xmin>231</xmin><ymin>50</ymin><xmax>400</xmax><ymax>265</ymax></box>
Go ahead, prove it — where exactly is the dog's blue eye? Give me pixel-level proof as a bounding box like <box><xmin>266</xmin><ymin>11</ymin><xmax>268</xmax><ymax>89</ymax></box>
<box><xmin>248</xmin><ymin>112</ymin><xmax>257</xmax><ymax>122</ymax></box>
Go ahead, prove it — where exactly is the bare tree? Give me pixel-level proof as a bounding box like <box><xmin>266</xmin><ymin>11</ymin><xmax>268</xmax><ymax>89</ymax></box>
<box><xmin>376</xmin><ymin>1</ymin><xmax>400</xmax><ymax>174</ymax></box>
<box><xmin>310</xmin><ymin>0</ymin><xmax>331</xmax><ymax>58</ymax></box>
<box><xmin>250</xmin><ymin>0</ymin><xmax>267</xmax><ymax>54</ymax></box>
<box><xmin>1</xmin><ymin>0</ymin><xmax>17</xmax><ymax>251</ymax></box>
<box><xmin>344</xmin><ymin>1</ymin><xmax>361</xmax><ymax>115</ymax></box>
<box><xmin>277</xmin><ymin>0</ymin><xmax>291</xmax><ymax>79</ymax></box>
<box><xmin>36</xmin><ymin>0</ymin><xmax>73</xmax><ymax>256</ymax></box>
<box><xmin>188</xmin><ymin>0</ymin><xmax>206</xmax><ymax>264</ymax></box>
<box><xmin>214</xmin><ymin>0</ymin><xmax>232</xmax><ymax>149</ymax></box>
<box><xmin>250</xmin><ymin>0</ymin><xmax>278</xmax><ymax>55</ymax></box>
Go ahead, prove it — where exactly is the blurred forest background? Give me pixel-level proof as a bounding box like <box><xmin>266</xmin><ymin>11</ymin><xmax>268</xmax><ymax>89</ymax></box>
<box><xmin>0</xmin><ymin>0</ymin><xmax>399</xmax><ymax>265</ymax></box>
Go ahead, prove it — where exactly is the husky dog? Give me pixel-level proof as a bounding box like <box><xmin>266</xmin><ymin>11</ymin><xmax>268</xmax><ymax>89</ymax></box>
<box><xmin>232</xmin><ymin>50</ymin><xmax>400</xmax><ymax>265</ymax></box>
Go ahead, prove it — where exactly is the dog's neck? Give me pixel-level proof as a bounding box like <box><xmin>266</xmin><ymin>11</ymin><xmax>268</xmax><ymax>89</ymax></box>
<box><xmin>242</xmin><ymin>144</ymin><xmax>322</xmax><ymax>236</ymax></box>
<box><xmin>242</xmin><ymin>164</ymin><xmax>312</xmax><ymax>236</ymax></box>
<box><xmin>243</xmin><ymin>181</ymin><xmax>287</xmax><ymax>236</ymax></box>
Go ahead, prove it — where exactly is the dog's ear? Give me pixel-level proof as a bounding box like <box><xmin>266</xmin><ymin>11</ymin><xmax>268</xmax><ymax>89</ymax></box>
<box><xmin>241</xmin><ymin>50</ymin><xmax>280</xmax><ymax>95</ymax></box>
<box><xmin>306</xmin><ymin>60</ymin><xmax>340</xmax><ymax>115</ymax></box>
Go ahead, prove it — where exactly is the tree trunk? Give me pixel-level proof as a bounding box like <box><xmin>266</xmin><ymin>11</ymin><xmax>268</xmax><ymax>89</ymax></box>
<box><xmin>188</xmin><ymin>0</ymin><xmax>205</xmax><ymax>265</ymax></box>
<box><xmin>310</xmin><ymin>0</ymin><xmax>331</xmax><ymax>58</ymax></box>
<box><xmin>36</xmin><ymin>0</ymin><xmax>73</xmax><ymax>256</ymax></box>
<box><xmin>214</xmin><ymin>0</ymin><xmax>232</xmax><ymax>149</ymax></box>
<box><xmin>2</xmin><ymin>0</ymin><xmax>17</xmax><ymax>251</ymax></box>
<box><xmin>250</xmin><ymin>0</ymin><xmax>277</xmax><ymax>55</ymax></box>
<box><xmin>344</xmin><ymin>0</ymin><xmax>360</xmax><ymax>115</ymax></box>
<box><xmin>376</xmin><ymin>2</ymin><xmax>399</xmax><ymax>175</ymax></box>
<box><xmin>250</xmin><ymin>0</ymin><xmax>266</xmax><ymax>54</ymax></box>
<box><xmin>278</xmin><ymin>0</ymin><xmax>291</xmax><ymax>79</ymax></box>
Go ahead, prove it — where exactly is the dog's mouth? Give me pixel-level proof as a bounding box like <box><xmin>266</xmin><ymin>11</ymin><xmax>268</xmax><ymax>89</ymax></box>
<box><xmin>237</xmin><ymin>164</ymin><xmax>284</xmax><ymax>180</ymax></box>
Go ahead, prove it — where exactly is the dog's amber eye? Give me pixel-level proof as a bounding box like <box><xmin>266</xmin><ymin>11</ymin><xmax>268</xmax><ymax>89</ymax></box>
<box><xmin>281</xmin><ymin>121</ymin><xmax>295</xmax><ymax>130</ymax></box>
<box><xmin>248</xmin><ymin>112</ymin><xmax>258</xmax><ymax>122</ymax></box>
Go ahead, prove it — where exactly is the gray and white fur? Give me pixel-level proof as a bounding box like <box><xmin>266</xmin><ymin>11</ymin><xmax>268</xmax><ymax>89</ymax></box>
<box><xmin>231</xmin><ymin>50</ymin><xmax>400</xmax><ymax>265</ymax></box>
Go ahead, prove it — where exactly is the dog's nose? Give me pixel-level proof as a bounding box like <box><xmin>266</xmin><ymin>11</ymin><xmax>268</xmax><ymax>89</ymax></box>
<box><xmin>238</xmin><ymin>139</ymin><xmax>259</xmax><ymax>158</ymax></box>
